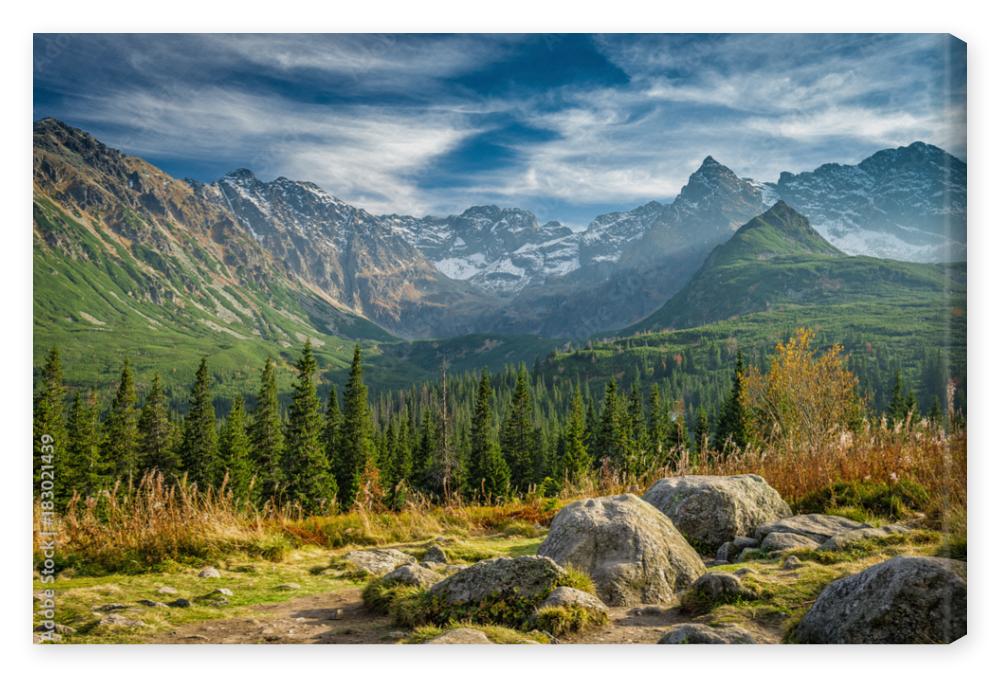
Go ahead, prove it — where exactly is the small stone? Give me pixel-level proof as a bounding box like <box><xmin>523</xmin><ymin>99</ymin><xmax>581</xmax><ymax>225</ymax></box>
<box><xmin>733</xmin><ymin>567</ymin><xmax>756</xmax><ymax>577</ymax></box>
<box><xmin>329</xmin><ymin>608</ymin><xmax>345</xmax><ymax>620</ymax></box>
<box><xmin>423</xmin><ymin>545</ymin><xmax>449</xmax><ymax>564</ymax></box>
<box><xmin>34</xmin><ymin>623</ymin><xmax>76</xmax><ymax>635</ymax></box>
<box><xmin>659</xmin><ymin>623</ymin><xmax>758</xmax><ymax>644</ymax></box>
<box><xmin>167</xmin><ymin>598</ymin><xmax>191</xmax><ymax>608</ymax></box>
<box><xmin>98</xmin><ymin>614</ymin><xmax>146</xmax><ymax>629</ymax></box>
<box><xmin>156</xmin><ymin>586</ymin><xmax>178</xmax><ymax>595</ymax></box>
<box><xmin>137</xmin><ymin>599</ymin><xmax>168</xmax><ymax>607</ymax></box>
<box><xmin>387</xmin><ymin>630</ymin><xmax>409</xmax><ymax>640</ymax></box>
<box><xmin>428</xmin><ymin>628</ymin><xmax>493</xmax><ymax>644</ymax></box>
<box><xmin>198</xmin><ymin>566</ymin><xmax>222</xmax><ymax>578</ymax></box>
<box><xmin>94</xmin><ymin>603</ymin><xmax>129</xmax><ymax>613</ymax></box>
<box><xmin>383</xmin><ymin>563</ymin><xmax>442</xmax><ymax>589</ymax></box>
<box><xmin>276</xmin><ymin>583</ymin><xmax>301</xmax><ymax>591</ymax></box>
<box><xmin>783</xmin><ymin>555</ymin><xmax>804</xmax><ymax>570</ymax></box>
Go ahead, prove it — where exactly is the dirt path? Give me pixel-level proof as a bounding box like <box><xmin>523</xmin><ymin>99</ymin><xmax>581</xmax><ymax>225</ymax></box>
<box><xmin>151</xmin><ymin>588</ymin><xmax>398</xmax><ymax>644</ymax></box>
<box><xmin>150</xmin><ymin>590</ymin><xmax>776</xmax><ymax>645</ymax></box>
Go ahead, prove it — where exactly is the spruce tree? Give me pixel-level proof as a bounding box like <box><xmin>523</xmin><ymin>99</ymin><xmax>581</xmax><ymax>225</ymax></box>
<box><xmin>500</xmin><ymin>364</ymin><xmax>534</xmax><ymax>492</ymax></box>
<box><xmin>138</xmin><ymin>374</ymin><xmax>179</xmax><ymax>477</ymax></box>
<box><xmin>181</xmin><ymin>358</ymin><xmax>218</xmax><ymax>487</ymax></box>
<box><xmin>694</xmin><ymin>407</ymin><xmax>711</xmax><ymax>457</ymax></box>
<box><xmin>337</xmin><ymin>345</ymin><xmax>378</xmax><ymax>508</ymax></box>
<box><xmin>596</xmin><ymin>378</ymin><xmax>627</xmax><ymax>470</ymax></box>
<box><xmin>252</xmin><ymin>357</ymin><xmax>285</xmax><ymax>503</ymax></box>
<box><xmin>103</xmin><ymin>358</ymin><xmax>140</xmax><ymax>482</ymax></box>
<box><xmin>65</xmin><ymin>390</ymin><xmax>103</xmax><ymax>498</ymax></box>
<box><xmin>561</xmin><ymin>385</ymin><xmax>590</xmax><ymax>485</ymax></box>
<box><xmin>284</xmin><ymin>342</ymin><xmax>337</xmax><ymax>513</ymax></box>
<box><xmin>323</xmin><ymin>386</ymin><xmax>342</xmax><ymax>487</ymax></box>
<box><xmin>715</xmin><ymin>351</ymin><xmax>750</xmax><ymax>451</ymax></box>
<box><xmin>34</xmin><ymin>347</ymin><xmax>67</xmax><ymax>498</ymax></box>
<box><xmin>218</xmin><ymin>396</ymin><xmax>257</xmax><ymax>504</ymax></box>
<box><xmin>647</xmin><ymin>384</ymin><xmax>666</xmax><ymax>458</ymax></box>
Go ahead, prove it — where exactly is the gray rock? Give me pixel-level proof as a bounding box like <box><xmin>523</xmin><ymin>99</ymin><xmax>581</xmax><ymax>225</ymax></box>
<box><xmin>167</xmin><ymin>598</ymin><xmax>191</xmax><ymax>608</ymax></box>
<box><xmin>683</xmin><ymin>572</ymin><xmax>758</xmax><ymax>609</ymax></box>
<box><xmin>34</xmin><ymin>623</ymin><xmax>76</xmax><ymax>635</ymax></box>
<box><xmin>755</xmin><ymin>514</ymin><xmax>869</xmax><ymax>544</ymax></box>
<box><xmin>658</xmin><ymin>623</ymin><xmax>758</xmax><ymax>644</ymax></box>
<box><xmin>427</xmin><ymin>628</ymin><xmax>493</xmax><ymax>644</ymax></box>
<box><xmin>643</xmin><ymin>474</ymin><xmax>791</xmax><ymax>551</ymax></box>
<box><xmin>537</xmin><ymin>586</ymin><xmax>609</xmax><ymax>617</ymax></box>
<box><xmin>342</xmin><ymin>548</ymin><xmax>417</xmax><ymax>576</ymax></box>
<box><xmin>198</xmin><ymin>566</ymin><xmax>222</xmax><ymax>578</ymax></box>
<box><xmin>736</xmin><ymin>547</ymin><xmax>762</xmax><ymax>562</ymax></box>
<box><xmin>276</xmin><ymin>583</ymin><xmax>301</xmax><ymax>591</ymax></box>
<box><xmin>733</xmin><ymin>568</ymin><xmax>756</xmax><ymax>578</ymax></box>
<box><xmin>156</xmin><ymin>586</ymin><xmax>178</xmax><ymax>595</ymax></box>
<box><xmin>793</xmin><ymin>556</ymin><xmax>967</xmax><ymax>644</ymax></box>
<box><xmin>98</xmin><ymin>614</ymin><xmax>146</xmax><ymax>629</ymax></box>
<box><xmin>783</xmin><ymin>555</ymin><xmax>803</xmax><ymax>570</ymax></box>
<box><xmin>383</xmin><ymin>563</ymin><xmax>442</xmax><ymax>589</ymax></box>
<box><xmin>428</xmin><ymin>556</ymin><xmax>564</xmax><ymax>607</ymax></box>
<box><xmin>423</xmin><ymin>545</ymin><xmax>449</xmax><ymax>564</ymax></box>
<box><xmin>818</xmin><ymin>525</ymin><xmax>910</xmax><ymax>551</ymax></box>
<box><xmin>538</xmin><ymin>494</ymin><xmax>705</xmax><ymax>607</ymax></box>
<box><xmin>760</xmin><ymin>532</ymin><xmax>821</xmax><ymax>553</ymax></box>
<box><xmin>715</xmin><ymin>536</ymin><xmax>759</xmax><ymax>563</ymax></box>
<box><xmin>93</xmin><ymin>603</ymin><xmax>128</xmax><ymax>613</ymax></box>
<box><xmin>137</xmin><ymin>599</ymin><xmax>168</xmax><ymax>607</ymax></box>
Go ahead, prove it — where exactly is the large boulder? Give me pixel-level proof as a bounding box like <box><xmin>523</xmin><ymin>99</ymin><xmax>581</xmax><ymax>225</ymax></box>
<box><xmin>658</xmin><ymin>623</ymin><xmax>758</xmax><ymax>644</ymax></box>
<box><xmin>793</xmin><ymin>556</ymin><xmax>967</xmax><ymax>644</ymax></box>
<box><xmin>382</xmin><ymin>563</ymin><xmax>441</xmax><ymax>589</ymax></box>
<box><xmin>643</xmin><ymin>475</ymin><xmax>791</xmax><ymax>552</ymax></box>
<box><xmin>342</xmin><ymin>548</ymin><xmax>417</xmax><ymax>576</ymax></box>
<box><xmin>538</xmin><ymin>494</ymin><xmax>705</xmax><ymax>606</ymax></box>
<box><xmin>428</xmin><ymin>556</ymin><xmax>565</xmax><ymax>608</ymax></box>
<box><xmin>754</xmin><ymin>514</ymin><xmax>868</xmax><ymax>544</ymax></box>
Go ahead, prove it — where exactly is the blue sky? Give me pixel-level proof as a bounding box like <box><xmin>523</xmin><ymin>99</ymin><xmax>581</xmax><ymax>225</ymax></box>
<box><xmin>33</xmin><ymin>34</ymin><xmax>966</xmax><ymax>226</ymax></box>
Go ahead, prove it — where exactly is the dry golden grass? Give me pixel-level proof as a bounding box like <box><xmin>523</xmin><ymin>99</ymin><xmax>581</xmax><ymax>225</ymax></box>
<box><xmin>36</xmin><ymin>423</ymin><xmax>965</xmax><ymax>574</ymax></box>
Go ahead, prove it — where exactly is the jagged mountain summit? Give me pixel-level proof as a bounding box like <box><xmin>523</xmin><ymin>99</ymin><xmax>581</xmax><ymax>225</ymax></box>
<box><xmin>769</xmin><ymin>141</ymin><xmax>966</xmax><ymax>262</ymax></box>
<box><xmin>33</xmin><ymin>118</ymin><xmax>968</xmax><ymax>343</ymax></box>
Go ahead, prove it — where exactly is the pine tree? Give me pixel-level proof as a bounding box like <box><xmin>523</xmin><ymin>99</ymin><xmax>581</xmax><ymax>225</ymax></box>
<box><xmin>561</xmin><ymin>384</ymin><xmax>590</xmax><ymax>485</ymax></box>
<box><xmin>647</xmin><ymin>384</ymin><xmax>666</xmax><ymax>458</ymax></box>
<box><xmin>500</xmin><ymin>365</ymin><xmax>534</xmax><ymax>492</ymax></box>
<box><xmin>694</xmin><ymin>407</ymin><xmax>711</xmax><ymax>457</ymax></box>
<box><xmin>34</xmin><ymin>348</ymin><xmax>67</xmax><ymax>498</ymax></box>
<box><xmin>218</xmin><ymin>396</ymin><xmax>257</xmax><ymax>504</ymax></box>
<box><xmin>715</xmin><ymin>351</ymin><xmax>750</xmax><ymax>451</ymax></box>
<box><xmin>252</xmin><ymin>357</ymin><xmax>285</xmax><ymax>503</ymax></box>
<box><xmin>181</xmin><ymin>358</ymin><xmax>218</xmax><ymax>486</ymax></box>
<box><xmin>337</xmin><ymin>345</ymin><xmax>378</xmax><ymax>508</ymax></box>
<box><xmin>595</xmin><ymin>378</ymin><xmax>627</xmax><ymax>470</ymax></box>
<box><xmin>65</xmin><ymin>390</ymin><xmax>104</xmax><ymax>497</ymax></box>
<box><xmin>103</xmin><ymin>358</ymin><xmax>140</xmax><ymax>482</ymax></box>
<box><xmin>413</xmin><ymin>408</ymin><xmax>437</xmax><ymax>493</ymax></box>
<box><xmin>887</xmin><ymin>369</ymin><xmax>918</xmax><ymax>423</ymax></box>
<box><xmin>284</xmin><ymin>342</ymin><xmax>337</xmax><ymax>513</ymax></box>
<box><xmin>323</xmin><ymin>386</ymin><xmax>342</xmax><ymax>487</ymax></box>
<box><xmin>138</xmin><ymin>374</ymin><xmax>178</xmax><ymax>476</ymax></box>
<box><xmin>388</xmin><ymin>410</ymin><xmax>414</xmax><ymax>508</ymax></box>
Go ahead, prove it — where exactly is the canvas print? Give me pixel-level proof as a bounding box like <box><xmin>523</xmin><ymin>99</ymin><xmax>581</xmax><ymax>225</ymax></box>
<box><xmin>32</xmin><ymin>34</ymin><xmax>966</xmax><ymax>645</ymax></box>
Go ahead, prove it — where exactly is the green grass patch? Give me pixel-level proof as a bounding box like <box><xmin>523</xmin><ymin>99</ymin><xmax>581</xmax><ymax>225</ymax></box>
<box><xmin>533</xmin><ymin>605</ymin><xmax>608</xmax><ymax>637</ymax></box>
<box><xmin>404</xmin><ymin>623</ymin><xmax>551</xmax><ymax>644</ymax></box>
<box><xmin>795</xmin><ymin>479</ymin><xmax>931</xmax><ymax>520</ymax></box>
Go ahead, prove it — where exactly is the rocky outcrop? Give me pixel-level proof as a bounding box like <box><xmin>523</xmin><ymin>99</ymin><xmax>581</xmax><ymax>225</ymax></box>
<box><xmin>760</xmin><ymin>532</ymin><xmax>820</xmax><ymax>553</ymax></box>
<box><xmin>428</xmin><ymin>556</ymin><xmax>565</xmax><ymax>608</ymax></box>
<box><xmin>793</xmin><ymin>556</ymin><xmax>967</xmax><ymax>644</ymax></box>
<box><xmin>538</xmin><ymin>586</ymin><xmax>609</xmax><ymax>615</ymax></box>
<box><xmin>382</xmin><ymin>563</ymin><xmax>442</xmax><ymax>589</ymax></box>
<box><xmin>342</xmin><ymin>549</ymin><xmax>417</xmax><ymax>576</ymax></box>
<box><xmin>754</xmin><ymin>514</ymin><xmax>869</xmax><ymax>543</ymax></box>
<box><xmin>817</xmin><ymin>524</ymin><xmax>910</xmax><ymax>551</ymax></box>
<box><xmin>658</xmin><ymin>623</ymin><xmax>758</xmax><ymax>644</ymax></box>
<box><xmin>427</xmin><ymin>628</ymin><xmax>493</xmax><ymax>644</ymax></box>
<box><xmin>643</xmin><ymin>475</ymin><xmax>791</xmax><ymax>552</ymax></box>
<box><xmin>538</xmin><ymin>494</ymin><xmax>705</xmax><ymax>606</ymax></box>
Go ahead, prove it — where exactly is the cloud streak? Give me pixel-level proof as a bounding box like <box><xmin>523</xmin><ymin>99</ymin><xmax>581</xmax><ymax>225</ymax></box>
<box><xmin>33</xmin><ymin>34</ymin><xmax>966</xmax><ymax>223</ymax></box>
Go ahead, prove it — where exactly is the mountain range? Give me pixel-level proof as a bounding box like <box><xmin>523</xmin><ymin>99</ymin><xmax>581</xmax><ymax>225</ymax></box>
<box><xmin>32</xmin><ymin>118</ymin><xmax>967</xmax><ymax>391</ymax></box>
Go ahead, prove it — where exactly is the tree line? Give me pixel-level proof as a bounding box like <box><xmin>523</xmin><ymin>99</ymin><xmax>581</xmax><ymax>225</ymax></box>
<box><xmin>33</xmin><ymin>329</ymin><xmax>951</xmax><ymax>514</ymax></box>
